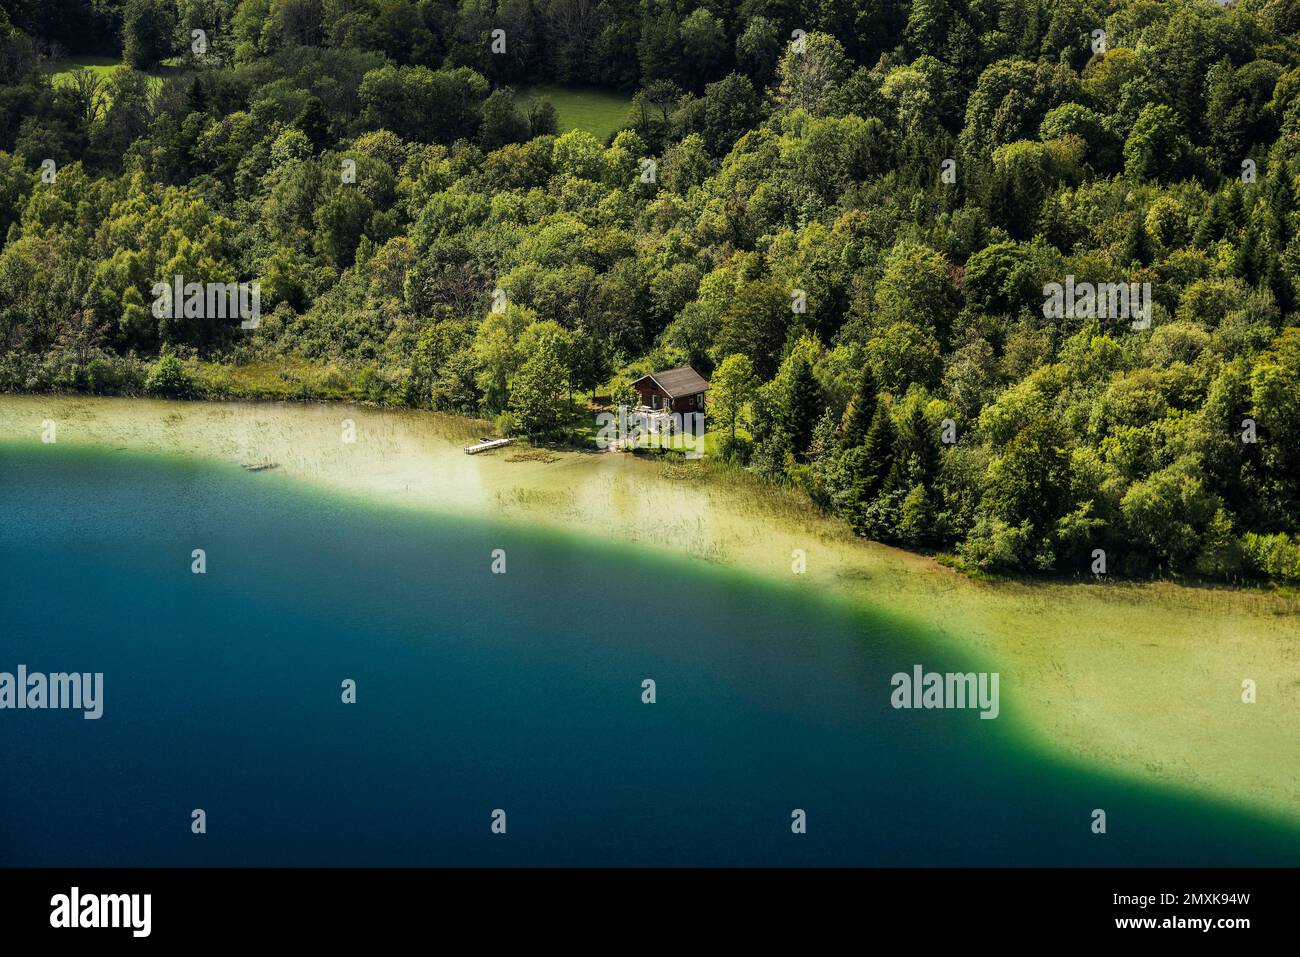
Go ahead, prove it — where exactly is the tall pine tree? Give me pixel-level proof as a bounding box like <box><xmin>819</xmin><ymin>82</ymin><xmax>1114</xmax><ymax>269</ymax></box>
<box><xmin>839</xmin><ymin>363</ymin><xmax>878</xmax><ymax>450</ymax></box>
<box><xmin>886</xmin><ymin>402</ymin><xmax>940</xmax><ymax>492</ymax></box>
<box><xmin>783</xmin><ymin>354</ymin><xmax>823</xmax><ymax>461</ymax></box>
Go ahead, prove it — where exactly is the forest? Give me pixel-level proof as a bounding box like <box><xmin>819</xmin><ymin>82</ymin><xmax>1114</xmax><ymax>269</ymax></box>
<box><xmin>1</xmin><ymin>0</ymin><xmax>1299</xmax><ymax>584</ymax></box>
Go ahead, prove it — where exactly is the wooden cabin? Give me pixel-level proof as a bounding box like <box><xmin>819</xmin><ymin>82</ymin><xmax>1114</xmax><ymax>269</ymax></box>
<box><xmin>630</xmin><ymin>366</ymin><xmax>710</xmax><ymax>418</ymax></box>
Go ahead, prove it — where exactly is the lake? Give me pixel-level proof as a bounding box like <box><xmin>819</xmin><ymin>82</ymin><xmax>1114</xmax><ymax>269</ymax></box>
<box><xmin>2</xmin><ymin>437</ymin><xmax>1298</xmax><ymax>866</ymax></box>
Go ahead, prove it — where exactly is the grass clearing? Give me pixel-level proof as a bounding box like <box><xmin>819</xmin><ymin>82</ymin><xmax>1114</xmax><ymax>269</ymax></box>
<box><xmin>46</xmin><ymin>56</ymin><xmax>178</xmax><ymax>101</ymax></box>
<box><xmin>46</xmin><ymin>54</ymin><xmax>123</xmax><ymax>83</ymax></box>
<box><xmin>517</xmin><ymin>85</ymin><xmax>632</xmax><ymax>144</ymax></box>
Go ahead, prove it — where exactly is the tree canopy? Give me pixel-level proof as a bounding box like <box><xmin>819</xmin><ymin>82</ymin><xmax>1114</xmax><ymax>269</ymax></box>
<box><xmin>3</xmin><ymin>0</ymin><xmax>1300</xmax><ymax>583</ymax></box>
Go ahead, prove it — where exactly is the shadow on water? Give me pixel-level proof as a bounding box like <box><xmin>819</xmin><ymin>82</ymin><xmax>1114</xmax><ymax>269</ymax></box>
<box><xmin>1</xmin><ymin>443</ymin><xmax>1298</xmax><ymax>866</ymax></box>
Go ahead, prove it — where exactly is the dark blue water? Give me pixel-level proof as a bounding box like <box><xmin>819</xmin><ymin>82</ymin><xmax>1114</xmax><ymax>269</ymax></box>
<box><xmin>2</xmin><ymin>443</ymin><xmax>1298</xmax><ymax>865</ymax></box>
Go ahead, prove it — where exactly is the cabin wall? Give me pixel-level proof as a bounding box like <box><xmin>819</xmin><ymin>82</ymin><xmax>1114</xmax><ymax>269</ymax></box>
<box><xmin>634</xmin><ymin>383</ymin><xmax>706</xmax><ymax>416</ymax></box>
<box><xmin>669</xmin><ymin>392</ymin><xmax>706</xmax><ymax>415</ymax></box>
<box><xmin>634</xmin><ymin>382</ymin><xmax>670</xmax><ymax>408</ymax></box>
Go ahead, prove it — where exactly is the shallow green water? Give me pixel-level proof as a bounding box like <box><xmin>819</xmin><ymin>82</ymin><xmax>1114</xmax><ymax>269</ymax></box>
<box><xmin>2</xmin><ymin>442</ymin><xmax>1298</xmax><ymax>865</ymax></box>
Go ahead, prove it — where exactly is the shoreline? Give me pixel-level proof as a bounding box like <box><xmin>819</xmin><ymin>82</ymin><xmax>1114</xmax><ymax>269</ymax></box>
<box><xmin>8</xmin><ymin>384</ymin><xmax>1294</xmax><ymax>595</ymax></box>
<box><xmin>3</xmin><ymin>393</ymin><xmax>1298</xmax><ymax>822</ymax></box>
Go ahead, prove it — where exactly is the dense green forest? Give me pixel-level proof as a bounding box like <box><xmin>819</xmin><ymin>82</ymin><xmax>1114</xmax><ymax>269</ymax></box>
<box><xmin>2</xmin><ymin>0</ymin><xmax>1300</xmax><ymax>584</ymax></box>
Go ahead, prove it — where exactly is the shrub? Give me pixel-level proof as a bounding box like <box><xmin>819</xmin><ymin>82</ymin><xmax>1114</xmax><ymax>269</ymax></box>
<box><xmin>145</xmin><ymin>355</ymin><xmax>196</xmax><ymax>398</ymax></box>
<box><xmin>85</xmin><ymin>358</ymin><xmax>118</xmax><ymax>395</ymax></box>
<box><xmin>494</xmin><ymin>411</ymin><xmax>521</xmax><ymax>436</ymax></box>
<box><xmin>1240</xmin><ymin>532</ymin><xmax>1300</xmax><ymax>582</ymax></box>
<box><xmin>957</xmin><ymin>516</ymin><xmax>1034</xmax><ymax>571</ymax></box>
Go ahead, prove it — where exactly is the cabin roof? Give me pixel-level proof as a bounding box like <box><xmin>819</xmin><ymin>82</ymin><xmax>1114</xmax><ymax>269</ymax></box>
<box><xmin>631</xmin><ymin>366</ymin><xmax>710</xmax><ymax>398</ymax></box>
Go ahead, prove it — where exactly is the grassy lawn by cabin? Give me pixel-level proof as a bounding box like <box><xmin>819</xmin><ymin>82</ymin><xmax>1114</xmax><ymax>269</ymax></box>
<box><xmin>567</xmin><ymin>391</ymin><xmax>736</xmax><ymax>458</ymax></box>
<box><xmin>517</xmin><ymin>85</ymin><xmax>632</xmax><ymax>143</ymax></box>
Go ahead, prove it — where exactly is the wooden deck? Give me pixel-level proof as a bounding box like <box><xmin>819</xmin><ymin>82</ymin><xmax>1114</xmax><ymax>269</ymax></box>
<box><xmin>464</xmin><ymin>437</ymin><xmax>515</xmax><ymax>454</ymax></box>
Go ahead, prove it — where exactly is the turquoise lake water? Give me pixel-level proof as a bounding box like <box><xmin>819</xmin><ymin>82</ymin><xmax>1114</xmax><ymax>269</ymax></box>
<box><xmin>2</xmin><ymin>442</ymin><xmax>1299</xmax><ymax>865</ymax></box>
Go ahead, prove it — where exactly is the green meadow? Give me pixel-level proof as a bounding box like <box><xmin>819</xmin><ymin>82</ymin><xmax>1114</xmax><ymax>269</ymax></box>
<box><xmin>46</xmin><ymin>54</ymin><xmax>123</xmax><ymax>82</ymax></box>
<box><xmin>45</xmin><ymin>63</ymin><xmax>630</xmax><ymax>144</ymax></box>
<box><xmin>517</xmin><ymin>85</ymin><xmax>632</xmax><ymax>143</ymax></box>
<box><xmin>46</xmin><ymin>55</ymin><xmax>173</xmax><ymax>96</ymax></box>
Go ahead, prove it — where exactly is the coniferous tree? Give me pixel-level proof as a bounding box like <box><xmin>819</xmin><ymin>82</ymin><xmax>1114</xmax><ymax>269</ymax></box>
<box><xmin>886</xmin><ymin>402</ymin><xmax>941</xmax><ymax>493</ymax></box>
<box><xmin>1120</xmin><ymin>215</ymin><xmax>1153</xmax><ymax>267</ymax></box>
<box><xmin>836</xmin><ymin>401</ymin><xmax>897</xmax><ymax>533</ymax></box>
<box><xmin>783</xmin><ymin>354</ymin><xmax>823</xmax><ymax>461</ymax></box>
<box><xmin>840</xmin><ymin>364</ymin><xmax>878</xmax><ymax>450</ymax></box>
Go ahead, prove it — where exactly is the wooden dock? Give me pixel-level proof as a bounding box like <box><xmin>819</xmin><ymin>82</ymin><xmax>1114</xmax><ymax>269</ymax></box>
<box><xmin>464</xmin><ymin>437</ymin><xmax>515</xmax><ymax>455</ymax></box>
